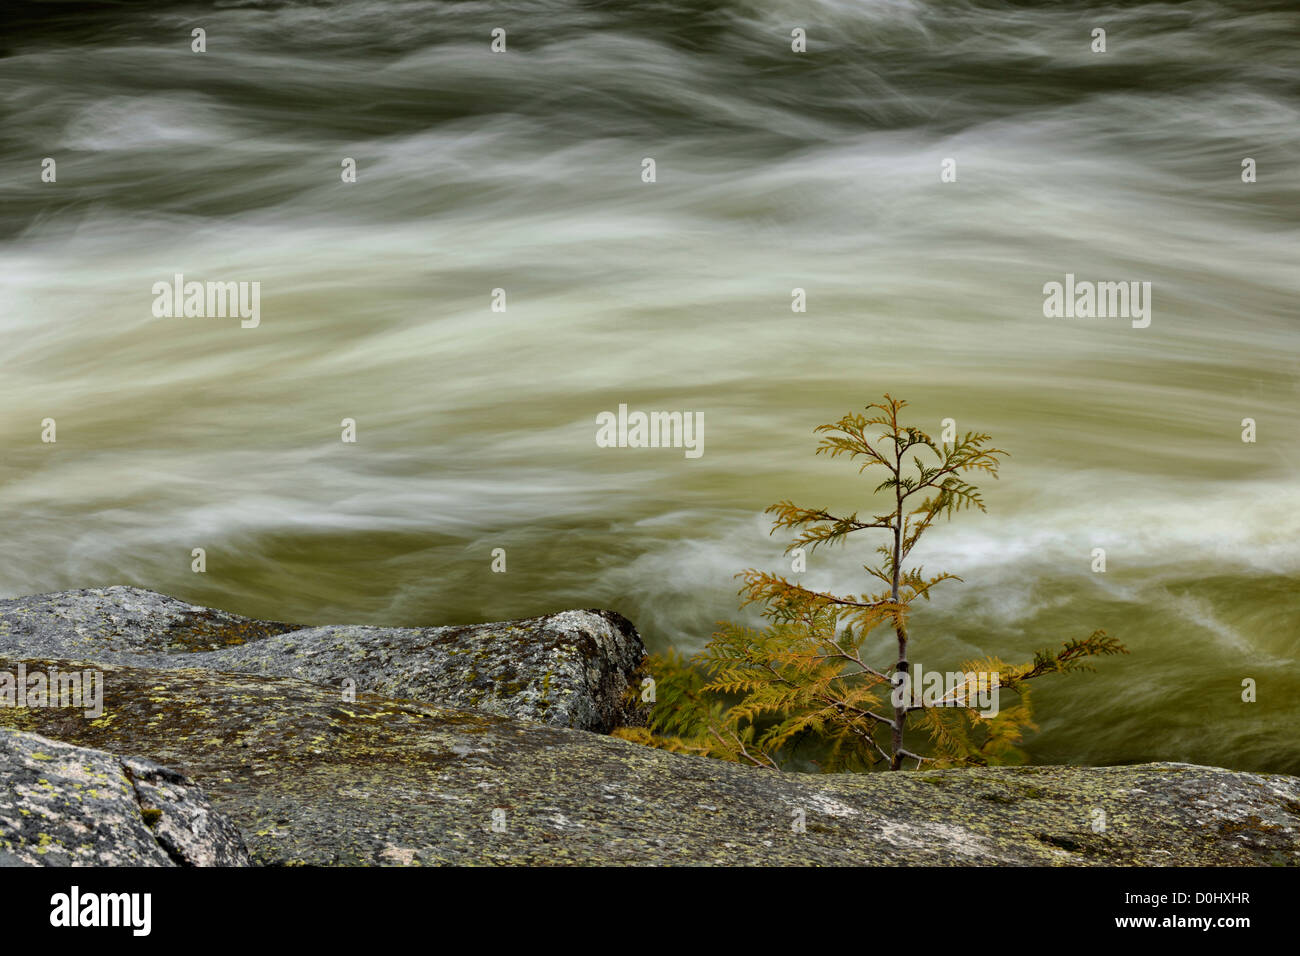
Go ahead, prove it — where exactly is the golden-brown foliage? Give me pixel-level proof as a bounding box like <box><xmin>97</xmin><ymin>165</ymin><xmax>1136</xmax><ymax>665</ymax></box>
<box><xmin>622</xmin><ymin>396</ymin><xmax>1128</xmax><ymax>772</ymax></box>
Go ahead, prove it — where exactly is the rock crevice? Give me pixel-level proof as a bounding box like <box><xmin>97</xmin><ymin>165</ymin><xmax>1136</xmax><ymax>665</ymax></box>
<box><xmin>0</xmin><ymin>728</ymin><xmax>250</xmax><ymax>866</ymax></box>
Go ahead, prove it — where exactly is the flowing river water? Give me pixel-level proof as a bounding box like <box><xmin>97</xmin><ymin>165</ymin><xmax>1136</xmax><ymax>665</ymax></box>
<box><xmin>1</xmin><ymin>0</ymin><xmax>1297</xmax><ymax>771</ymax></box>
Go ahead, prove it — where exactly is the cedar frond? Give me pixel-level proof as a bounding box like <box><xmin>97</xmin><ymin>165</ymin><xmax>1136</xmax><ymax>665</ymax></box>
<box><xmin>609</xmin><ymin>395</ymin><xmax>1125</xmax><ymax>774</ymax></box>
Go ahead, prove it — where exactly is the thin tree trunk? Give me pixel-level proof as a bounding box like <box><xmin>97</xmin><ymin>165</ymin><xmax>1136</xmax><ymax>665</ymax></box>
<box><xmin>890</xmin><ymin>448</ymin><xmax>907</xmax><ymax>770</ymax></box>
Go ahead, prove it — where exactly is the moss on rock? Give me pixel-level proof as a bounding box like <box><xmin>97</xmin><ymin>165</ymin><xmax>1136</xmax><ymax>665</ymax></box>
<box><xmin>1</xmin><ymin>655</ymin><xmax>1296</xmax><ymax>866</ymax></box>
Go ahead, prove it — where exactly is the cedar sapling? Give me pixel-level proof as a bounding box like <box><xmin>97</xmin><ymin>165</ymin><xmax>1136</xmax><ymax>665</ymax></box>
<box><xmin>616</xmin><ymin>395</ymin><xmax>1127</xmax><ymax>771</ymax></box>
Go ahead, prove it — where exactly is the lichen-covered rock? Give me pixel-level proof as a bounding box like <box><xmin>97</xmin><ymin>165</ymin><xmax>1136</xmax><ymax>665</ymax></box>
<box><xmin>119</xmin><ymin>755</ymin><xmax>252</xmax><ymax>867</ymax></box>
<box><xmin>0</xmin><ymin>586</ymin><xmax>298</xmax><ymax>656</ymax></box>
<box><xmin>1</xmin><ymin>656</ymin><xmax>1296</xmax><ymax>866</ymax></box>
<box><xmin>197</xmin><ymin>610</ymin><xmax>646</xmax><ymax>733</ymax></box>
<box><xmin>0</xmin><ymin>587</ymin><xmax>647</xmax><ymax>732</ymax></box>
<box><xmin>0</xmin><ymin>728</ymin><xmax>249</xmax><ymax>866</ymax></box>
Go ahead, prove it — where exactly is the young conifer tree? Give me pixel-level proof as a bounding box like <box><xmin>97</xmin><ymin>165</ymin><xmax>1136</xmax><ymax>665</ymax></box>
<box><xmin>616</xmin><ymin>395</ymin><xmax>1127</xmax><ymax>771</ymax></box>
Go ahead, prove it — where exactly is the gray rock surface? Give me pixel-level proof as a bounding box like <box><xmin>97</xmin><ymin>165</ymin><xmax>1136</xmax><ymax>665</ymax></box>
<box><xmin>3</xmin><ymin>587</ymin><xmax>1297</xmax><ymax>867</ymax></box>
<box><xmin>1</xmin><ymin>657</ymin><xmax>1296</xmax><ymax>866</ymax></box>
<box><xmin>0</xmin><ymin>587</ymin><xmax>646</xmax><ymax>732</ymax></box>
<box><xmin>0</xmin><ymin>728</ymin><xmax>249</xmax><ymax>866</ymax></box>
